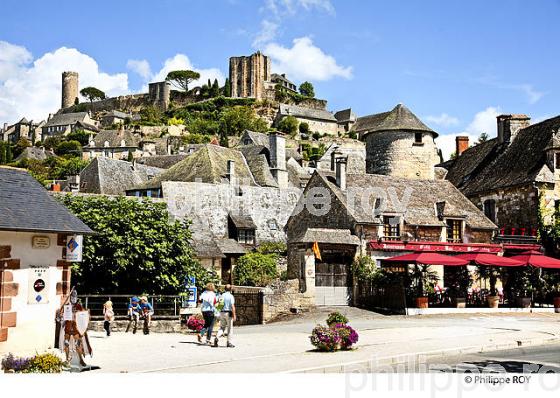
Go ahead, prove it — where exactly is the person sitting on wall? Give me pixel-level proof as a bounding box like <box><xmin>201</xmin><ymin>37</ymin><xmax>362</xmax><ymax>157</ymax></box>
<box><xmin>140</xmin><ymin>296</ymin><xmax>154</xmax><ymax>327</ymax></box>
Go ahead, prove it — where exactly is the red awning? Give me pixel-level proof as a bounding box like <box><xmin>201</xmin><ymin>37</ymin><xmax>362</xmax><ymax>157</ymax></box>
<box><xmin>383</xmin><ymin>252</ymin><xmax>468</xmax><ymax>266</ymax></box>
<box><xmin>510</xmin><ymin>253</ymin><xmax>560</xmax><ymax>269</ymax></box>
<box><xmin>455</xmin><ymin>253</ymin><xmax>525</xmax><ymax>267</ymax></box>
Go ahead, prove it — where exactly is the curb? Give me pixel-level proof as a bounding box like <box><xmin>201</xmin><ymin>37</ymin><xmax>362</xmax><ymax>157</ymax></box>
<box><xmin>285</xmin><ymin>335</ymin><xmax>560</xmax><ymax>373</ymax></box>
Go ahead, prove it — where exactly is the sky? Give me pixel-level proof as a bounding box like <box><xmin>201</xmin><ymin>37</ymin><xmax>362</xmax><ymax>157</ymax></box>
<box><xmin>0</xmin><ymin>0</ymin><xmax>559</xmax><ymax>159</ymax></box>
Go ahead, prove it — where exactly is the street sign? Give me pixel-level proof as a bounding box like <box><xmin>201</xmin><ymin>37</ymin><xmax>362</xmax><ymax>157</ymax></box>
<box><xmin>66</xmin><ymin>235</ymin><xmax>83</xmax><ymax>262</ymax></box>
<box><xmin>28</xmin><ymin>266</ymin><xmax>49</xmax><ymax>304</ymax></box>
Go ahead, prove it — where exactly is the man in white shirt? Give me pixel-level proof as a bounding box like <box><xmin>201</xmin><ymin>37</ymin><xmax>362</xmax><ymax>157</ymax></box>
<box><xmin>214</xmin><ymin>284</ymin><xmax>236</xmax><ymax>348</ymax></box>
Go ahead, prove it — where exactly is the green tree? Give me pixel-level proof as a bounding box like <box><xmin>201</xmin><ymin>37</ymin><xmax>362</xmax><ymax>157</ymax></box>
<box><xmin>223</xmin><ymin>78</ymin><xmax>231</xmax><ymax>97</ymax></box>
<box><xmin>299</xmin><ymin>122</ymin><xmax>310</xmax><ymax>136</ymax></box>
<box><xmin>50</xmin><ymin>157</ymin><xmax>90</xmax><ymax>179</ymax></box>
<box><xmin>277</xmin><ymin>116</ymin><xmax>299</xmax><ymax>137</ymax></box>
<box><xmin>478</xmin><ymin>132</ymin><xmax>489</xmax><ymax>144</ymax></box>
<box><xmin>165</xmin><ymin>70</ymin><xmax>201</xmax><ymax>91</ymax></box>
<box><xmin>54</xmin><ymin>140</ymin><xmax>82</xmax><ymax>157</ymax></box>
<box><xmin>79</xmin><ymin>87</ymin><xmax>106</xmax><ymax>102</ymax></box>
<box><xmin>0</xmin><ymin>142</ymin><xmax>13</xmax><ymax>164</ymax></box>
<box><xmin>43</xmin><ymin>136</ymin><xmax>62</xmax><ymax>150</ymax></box>
<box><xmin>66</xmin><ymin>129</ymin><xmax>93</xmax><ymax>146</ymax></box>
<box><xmin>233</xmin><ymin>252</ymin><xmax>279</xmax><ymax>287</ymax></box>
<box><xmin>220</xmin><ymin>106</ymin><xmax>268</xmax><ymax>136</ymax></box>
<box><xmin>56</xmin><ymin>195</ymin><xmax>215</xmax><ymax>293</ymax></box>
<box><xmin>13</xmin><ymin>137</ymin><xmax>31</xmax><ymax>158</ymax></box>
<box><xmin>139</xmin><ymin>105</ymin><xmax>164</xmax><ymax>125</ymax></box>
<box><xmin>211</xmin><ymin>79</ymin><xmax>220</xmax><ymax>97</ymax></box>
<box><xmin>298</xmin><ymin>81</ymin><xmax>315</xmax><ymax>97</ymax></box>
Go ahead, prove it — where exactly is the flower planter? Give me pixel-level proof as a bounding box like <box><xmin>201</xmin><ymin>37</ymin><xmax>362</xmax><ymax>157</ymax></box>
<box><xmin>453</xmin><ymin>297</ymin><xmax>467</xmax><ymax>308</ymax></box>
<box><xmin>487</xmin><ymin>295</ymin><xmax>499</xmax><ymax>308</ymax></box>
<box><xmin>554</xmin><ymin>297</ymin><xmax>560</xmax><ymax>313</ymax></box>
<box><xmin>416</xmin><ymin>297</ymin><xmax>429</xmax><ymax>309</ymax></box>
<box><xmin>516</xmin><ymin>297</ymin><xmax>532</xmax><ymax>308</ymax></box>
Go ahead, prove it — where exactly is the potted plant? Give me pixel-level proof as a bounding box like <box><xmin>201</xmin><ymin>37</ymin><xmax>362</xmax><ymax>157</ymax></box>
<box><xmin>476</xmin><ymin>266</ymin><xmax>500</xmax><ymax>308</ymax></box>
<box><xmin>446</xmin><ymin>267</ymin><xmax>471</xmax><ymax>308</ymax></box>
<box><xmin>508</xmin><ymin>267</ymin><xmax>533</xmax><ymax>308</ymax></box>
<box><xmin>412</xmin><ymin>265</ymin><xmax>438</xmax><ymax>308</ymax></box>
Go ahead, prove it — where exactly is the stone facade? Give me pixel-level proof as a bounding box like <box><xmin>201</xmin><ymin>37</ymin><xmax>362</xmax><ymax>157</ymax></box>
<box><xmin>229</xmin><ymin>52</ymin><xmax>271</xmax><ymax>100</ymax></box>
<box><xmin>316</xmin><ymin>139</ymin><xmax>366</xmax><ymax>174</ymax></box>
<box><xmin>262</xmin><ymin>279</ymin><xmax>314</xmax><ymax>322</ymax></box>
<box><xmin>162</xmin><ymin>181</ymin><xmax>302</xmax><ymax>244</ymax></box>
<box><xmin>365</xmin><ymin>131</ymin><xmax>440</xmax><ymax>179</ymax></box>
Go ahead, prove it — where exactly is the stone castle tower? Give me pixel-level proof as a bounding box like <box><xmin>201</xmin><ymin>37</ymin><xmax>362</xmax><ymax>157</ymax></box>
<box><xmin>229</xmin><ymin>51</ymin><xmax>270</xmax><ymax>100</ymax></box>
<box><xmin>356</xmin><ymin>104</ymin><xmax>440</xmax><ymax>180</ymax></box>
<box><xmin>61</xmin><ymin>71</ymin><xmax>79</xmax><ymax>109</ymax></box>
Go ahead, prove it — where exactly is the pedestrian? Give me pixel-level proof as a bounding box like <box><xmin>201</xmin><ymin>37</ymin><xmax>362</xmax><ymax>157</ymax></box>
<box><xmin>103</xmin><ymin>300</ymin><xmax>114</xmax><ymax>337</ymax></box>
<box><xmin>198</xmin><ymin>283</ymin><xmax>217</xmax><ymax>345</ymax></box>
<box><xmin>214</xmin><ymin>284</ymin><xmax>236</xmax><ymax>348</ymax></box>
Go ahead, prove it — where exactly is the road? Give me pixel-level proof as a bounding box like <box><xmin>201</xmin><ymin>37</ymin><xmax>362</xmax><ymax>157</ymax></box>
<box><xmin>85</xmin><ymin>307</ymin><xmax>560</xmax><ymax>373</ymax></box>
<box><xmin>379</xmin><ymin>342</ymin><xmax>560</xmax><ymax>373</ymax></box>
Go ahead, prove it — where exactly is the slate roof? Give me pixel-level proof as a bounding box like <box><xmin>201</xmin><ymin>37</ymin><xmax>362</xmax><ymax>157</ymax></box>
<box><xmin>237</xmin><ymin>145</ymin><xmax>279</xmax><ymax>187</ymax></box>
<box><xmin>15</xmin><ymin>147</ymin><xmax>54</xmax><ymax>162</ymax></box>
<box><xmin>279</xmin><ymin>103</ymin><xmax>337</xmax><ymax>122</ymax></box>
<box><xmin>443</xmin><ymin>116</ymin><xmax>560</xmax><ymax>196</ymax></box>
<box><xmin>102</xmin><ymin>110</ymin><xmax>131</xmax><ymax>119</ymax></box>
<box><xmin>229</xmin><ymin>214</ymin><xmax>257</xmax><ymax>229</ymax></box>
<box><xmin>44</xmin><ymin>112</ymin><xmax>90</xmax><ymax>127</ymax></box>
<box><xmin>216</xmin><ymin>238</ymin><xmax>248</xmax><ymax>255</ymax></box>
<box><xmin>135</xmin><ymin>144</ymin><xmax>258</xmax><ymax>189</ymax></box>
<box><xmin>135</xmin><ymin>154</ymin><xmax>189</xmax><ymax>169</ymax></box>
<box><xmin>238</xmin><ymin>130</ymin><xmax>302</xmax><ymax>161</ymax></box>
<box><xmin>86</xmin><ymin>129</ymin><xmax>139</xmax><ymax>148</ymax></box>
<box><xmin>353</xmin><ymin>104</ymin><xmax>437</xmax><ymax>137</ymax></box>
<box><xmin>312</xmin><ymin>171</ymin><xmax>496</xmax><ymax>230</ymax></box>
<box><xmin>0</xmin><ymin>167</ymin><xmax>93</xmax><ymax>234</ymax></box>
<box><xmin>79</xmin><ymin>157</ymin><xmax>164</xmax><ymax>195</ymax></box>
<box><xmin>334</xmin><ymin>108</ymin><xmax>356</xmax><ymax>123</ymax></box>
<box><xmin>187</xmin><ymin>213</ymin><xmax>224</xmax><ymax>258</ymax></box>
<box><xmin>289</xmin><ymin>228</ymin><xmax>360</xmax><ymax>245</ymax></box>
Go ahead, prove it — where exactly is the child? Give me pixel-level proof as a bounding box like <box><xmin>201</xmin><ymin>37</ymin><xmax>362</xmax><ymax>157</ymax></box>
<box><xmin>103</xmin><ymin>300</ymin><xmax>115</xmax><ymax>337</ymax></box>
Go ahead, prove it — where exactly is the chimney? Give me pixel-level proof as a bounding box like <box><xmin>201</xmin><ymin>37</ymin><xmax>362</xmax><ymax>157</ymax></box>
<box><xmin>455</xmin><ymin>136</ymin><xmax>469</xmax><ymax>156</ymax></box>
<box><xmin>269</xmin><ymin>131</ymin><xmax>288</xmax><ymax>188</ymax></box>
<box><xmin>227</xmin><ymin>159</ymin><xmax>235</xmax><ymax>184</ymax></box>
<box><xmin>497</xmin><ymin>114</ymin><xmax>530</xmax><ymax>144</ymax></box>
<box><xmin>335</xmin><ymin>156</ymin><xmax>347</xmax><ymax>190</ymax></box>
<box><xmin>3</xmin><ymin>122</ymin><xmax>7</xmax><ymax>132</ymax></box>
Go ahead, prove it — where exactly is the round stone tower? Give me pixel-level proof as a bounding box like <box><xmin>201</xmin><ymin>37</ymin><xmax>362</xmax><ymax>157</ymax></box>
<box><xmin>356</xmin><ymin>104</ymin><xmax>440</xmax><ymax>180</ymax></box>
<box><xmin>61</xmin><ymin>71</ymin><xmax>79</xmax><ymax>108</ymax></box>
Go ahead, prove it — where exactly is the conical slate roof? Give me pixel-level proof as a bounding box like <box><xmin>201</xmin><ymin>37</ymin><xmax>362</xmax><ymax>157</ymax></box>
<box><xmin>353</xmin><ymin>104</ymin><xmax>437</xmax><ymax>137</ymax></box>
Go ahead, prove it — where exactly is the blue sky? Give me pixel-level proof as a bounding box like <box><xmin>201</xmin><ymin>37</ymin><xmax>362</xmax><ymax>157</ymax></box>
<box><xmin>1</xmin><ymin>0</ymin><xmax>559</xmax><ymax>158</ymax></box>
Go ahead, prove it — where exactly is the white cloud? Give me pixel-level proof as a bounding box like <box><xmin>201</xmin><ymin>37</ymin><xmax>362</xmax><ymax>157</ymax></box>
<box><xmin>515</xmin><ymin>83</ymin><xmax>544</xmax><ymax>105</ymax></box>
<box><xmin>253</xmin><ymin>20</ymin><xmax>280</xmax><ymax>47</ymax></box>
<box><xmin>147</xmin><ymin>54</ymin><xmax>225</xmax><ymax>90</ymax></box>
<box><xmin>424</xmin><ymin>113</ymin><xmax>459</xmax><ymax>128</ymax></box>
<box><xmin>264</xmin><ymin>37</ymin><xmax>352</xmax><ymax>81</ymax></box>
<box><xmin>436</xmin><ymin>106</ymin><xmax>501</xmax><ymax>161</ymax></box>
<box><xmin>126</xmin><ymin>59</ymin><xmax>151</xmax><ymax>80</ymax></box>
<box><xmin>0</xmin><ymin>43</ymin><xmax>128</xmax><ymax>125</ymax></box>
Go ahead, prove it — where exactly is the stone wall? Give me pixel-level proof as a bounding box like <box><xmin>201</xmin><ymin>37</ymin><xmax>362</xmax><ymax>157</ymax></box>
<box><xmin>470</xmin><ymin>183</ymin><xmax>540</xmax><ymax>233</ymax></box>
<box><xmin>232</xmin><ymin>286</ymin><xmax>264</xmax><ymax>325</ymax></box>
<box><xmin>365</xmin><ymin>131</ymin><xmax>440</xmax><ymax>179</ymax></box>
<box><xmin>262</xmin><ymin>279</ymin><xmax>313</xmax><ymax>322</ymax></box>
<box><xmin>163</xmin><ymin>181</ymin><xmax>302</xmax><ymax>244</ymax></box>
<box><xmin>317</xmin><ymin>139</ymin><xmax>366</xmax><ymax>174</ymax></box>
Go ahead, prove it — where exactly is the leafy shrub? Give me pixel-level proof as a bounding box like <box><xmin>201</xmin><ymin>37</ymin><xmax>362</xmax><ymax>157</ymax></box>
<box><xmin>66</xmin><ymin>129</ymin><xmax>93</xmax><ymax>146</ymax></box>
<box><xmin>310</xmin><ymin>325</ymin><xmax>341</xmax><ymax>352</ymax></box>
<box><xmin>279</xmin><ymin>270</ymin><xmax>288</xmax><ymax>281</ymax></box>
<box><xmin>277</xmin><ymin>116</ymin><xmax>299</xmax><ymax>137</ymax></box>
<box><xmin>332</xmin><ymin>323</ymin><xmax>359</xmax><ymax>350</ymax></box>
<box><xmin>233</xmin><ymin>252</ymin><xmax>278</xmax><ymax>287</ymax></box>
<box><xmin>55</xmin><ymin>140</ymin><xmax>82</xmax><ymax>156</ymax></box>
<box><xmin>256</xmin><ymin>241</ymin><xmax>287</xmax><ymax>255</ymax></box>
<box><xmin>326</xmin><ymin>311</ymin><xmax>348</xmax><ymax>327</ymax></box>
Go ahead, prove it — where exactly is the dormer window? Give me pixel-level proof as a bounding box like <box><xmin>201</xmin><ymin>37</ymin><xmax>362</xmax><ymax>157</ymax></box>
<box><xmin>383</xmin><ymin>216</ymin><xmax>400</xmax><ymax>241</ymax></box>
<box><xmin>414</xmin><ymin>132</ymin><xmax>423</xmax><ymax>145</ymax></box>
<box><xmin>446</xmin><ymin>219</ymin><xmax>463</xmax><ymax>243</ymax></box>
<box><xmin>555</xmin><ymin>153</ymin><xmax>560</xmax><ymax>169</ymax></box>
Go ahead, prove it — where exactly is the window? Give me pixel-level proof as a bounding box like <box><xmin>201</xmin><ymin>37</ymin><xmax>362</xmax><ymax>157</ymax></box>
<box><xmin>243</xmin><ymin>138</ymin><xmax>251</xmax><ymax>145</ymax></box>
<box><xmin>556</xmin><ymin>153</ymin><xmax>560</xmax><ymax>169</ymax></box>
<box><xmin>414</xmin><ymin>132</ymin><xmax>423</xmax><ymax>144</ymax></box>
<box><xmin>238</xmin><ymin>229</ymin><xmax>255</xmax><ymax>245</ymax></box>
<box><xmin>446</xmin><ymin>219</ymin><xmax>463</xmax><ymax>243</ymax></box>
<box><xmin>483</xmin><ymin>199</ymin><xmax>496</xmax><ymax>223</ymax></box>
<box><xmin>383</xmin><ymin>216</ymin><xmax>400</xmax><ymax>240</ymax></box>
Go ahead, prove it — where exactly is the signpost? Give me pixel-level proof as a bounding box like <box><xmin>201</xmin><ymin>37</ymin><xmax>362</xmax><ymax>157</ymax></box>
<box><xmin>28</xmin><ymin>266</ymin><xmax>49</xmax><ymax>304</ymax></box>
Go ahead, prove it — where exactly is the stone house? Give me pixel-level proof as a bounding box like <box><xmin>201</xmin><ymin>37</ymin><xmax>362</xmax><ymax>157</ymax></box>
<box><xmin>125</xmin><ymin>134</ymin><xmax>304</xmax><ymax>283</ymax></box>
<box><xmin>334</xmin><ymin>108</ymin><xmax>357</xmax><ymax>135</ymax></box>
<box><xmin>440</xmin><ymin>114</ymin><xmax>560</xmax><ymax>245</ymax></box>
<box><xmin>99</xmin><ymin>110</ymin><xmax>133</xmax><ymax>127</ymax></box>
<box><xmin>82</xmin><ymin>129</ymin><xmax>171</xmax><ymax>161</ymax></box>
<box><xmin>286</xmin><ymin>162</ymin><xmax>497</xmax><ymax>306</ymax></box>
<box><xmin>42</xmin><ymin>111</ymin><xmax>99</xmax><ymax>138</ymax></box>
<box><xmin>353</xmin><ymin>104</ymin><xmax>440</xmax><ymax>180</ymax></box>
<box><xmin>0</xmin><ymin>166</ymin><xmax>93</xmax><ymax>354</ymax></box>
<box><xmin>1</xmin><ymin>118</ymin><xmax>45</xmax><ymax>144</ymax></box>
<box><xmin>276</xmin><ymin>103</ymin><xmax>339</xmax><ymax>136</ymax></box>
<box><xmin>271</xmin><ymin>73</ymin><xmax>297</xmax><ymax>93</ymax></box>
